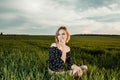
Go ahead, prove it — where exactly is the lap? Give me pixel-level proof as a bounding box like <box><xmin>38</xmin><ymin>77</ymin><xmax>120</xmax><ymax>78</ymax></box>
<box><xmin>48</xmin><ymin>68</ymin><xmax>73</xmax><ymax>75</ymax></box>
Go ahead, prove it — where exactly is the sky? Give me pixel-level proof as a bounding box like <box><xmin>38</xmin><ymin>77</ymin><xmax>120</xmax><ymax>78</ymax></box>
<box><xmin>0</xmin><ymin>0</ymin><xmax>120</xmax><ymax>35</ymax></box>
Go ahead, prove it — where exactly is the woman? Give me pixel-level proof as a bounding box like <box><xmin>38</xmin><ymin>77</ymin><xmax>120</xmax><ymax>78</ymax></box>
<box><xmin>48</xmin><ymin>26</ymin><xmax>88</xmax><ymax>77</ymax></box>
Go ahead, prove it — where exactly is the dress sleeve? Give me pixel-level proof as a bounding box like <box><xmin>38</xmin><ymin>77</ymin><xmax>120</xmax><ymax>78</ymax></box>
<box><xmin>66</xmin><ymin>51</ymin><xmax>74</xmax><ymax>68</ymax></box>
<box><xmin>49</xmin><ymin>47</ymin><xmax>64</xmax><ymax>71</ymax></box>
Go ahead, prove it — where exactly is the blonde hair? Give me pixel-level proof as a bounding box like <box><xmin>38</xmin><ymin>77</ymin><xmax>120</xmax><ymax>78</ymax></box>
<box><xmin>55</xmin><ymin>26</ymin><xmax>70</xmax><ymax>43</ymax></box>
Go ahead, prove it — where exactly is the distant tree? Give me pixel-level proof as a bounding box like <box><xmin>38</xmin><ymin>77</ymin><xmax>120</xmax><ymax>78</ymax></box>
<box><xmin>0</xmin><ymin>32</ymin><xmax>3</xmax><ymax>35</ymax></box>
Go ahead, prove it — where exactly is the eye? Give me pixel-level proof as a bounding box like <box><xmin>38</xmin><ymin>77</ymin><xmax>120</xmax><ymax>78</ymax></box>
<box><xmin>58</xmin><ymin>33</ymin><xmax>60</xmax><ymax>36</ymax></box>
<box><xmin>62</xmin><ymin>33</ymin><xmax>65</xmax><ymax>35</ymax></box>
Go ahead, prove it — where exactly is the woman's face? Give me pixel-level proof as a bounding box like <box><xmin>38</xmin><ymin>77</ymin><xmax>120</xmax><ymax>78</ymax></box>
<box><xmin>57</xmin><ymin>29</ymin><xmax>67</xmax><ymax>43</ymax></box>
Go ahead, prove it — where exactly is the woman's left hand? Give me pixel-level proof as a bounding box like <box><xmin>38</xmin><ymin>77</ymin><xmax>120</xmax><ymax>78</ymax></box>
<box><xmin>72</xmin><ymin>65</ymin><xmax>83</xmax><ymax>77</ymax></box>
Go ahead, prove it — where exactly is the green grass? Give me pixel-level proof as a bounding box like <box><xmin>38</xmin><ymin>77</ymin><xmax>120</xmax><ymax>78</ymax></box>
<box><xmin>0</xmin><ymin>35</ymin><xmax>120</xmax><ymax>80</ymax></box>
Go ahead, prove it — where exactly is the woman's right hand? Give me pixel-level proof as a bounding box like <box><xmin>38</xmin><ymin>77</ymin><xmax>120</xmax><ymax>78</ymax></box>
<box><xmin>59</xmin><ymin>38</ymin><xmax>68</xmax><ymax>52</ymax></box>
<box><xmin>59</xmin><ymin>38</ymin><xmax>65</xmax><ymax>46</ymax></box>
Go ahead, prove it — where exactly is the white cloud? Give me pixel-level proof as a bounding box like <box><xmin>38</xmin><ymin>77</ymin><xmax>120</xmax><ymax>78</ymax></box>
<box><xmin>0</xmin><ymin>0</ymin><xmax>120</xmax><ymax>35</ymax></box>
<box><xmin>81</xmin><ymin>5</ymin><xmax>120</xmax><ymax>18</ymax></box>
<box><xmin>108</xmin><ymin>3</ymin><xmax>120</xmax><ymax>10</ymax></box>
<box><xmin>0</xmin><ymin>13</ymin><xmax>17</xmax><ymax>20</ymax></box>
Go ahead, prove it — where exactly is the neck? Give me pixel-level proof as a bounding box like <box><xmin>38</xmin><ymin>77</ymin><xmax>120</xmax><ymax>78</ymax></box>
<box><xmin>56</xmin><ymin>42</ymin><xmax>66</xmax><ymax>48</ymax></box>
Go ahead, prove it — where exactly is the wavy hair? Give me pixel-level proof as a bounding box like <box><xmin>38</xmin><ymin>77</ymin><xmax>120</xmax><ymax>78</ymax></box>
<box><xmin>55</xmin><ymin>26</ymin><xmax>70</xmax><ymax>43</ymax></box>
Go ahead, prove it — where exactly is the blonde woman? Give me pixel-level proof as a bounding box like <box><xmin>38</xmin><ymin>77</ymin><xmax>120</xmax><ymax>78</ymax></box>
<box><xmin>48</xmin><ymin>26</ymin><xmax>88</xmax><ymax>77</ymax></box>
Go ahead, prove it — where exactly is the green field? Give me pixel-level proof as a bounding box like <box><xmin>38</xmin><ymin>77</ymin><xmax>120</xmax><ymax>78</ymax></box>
<box><xmin>0</xmin><ymin>35</ymin><xmax>120</xmax><ymax>80</ymax></box>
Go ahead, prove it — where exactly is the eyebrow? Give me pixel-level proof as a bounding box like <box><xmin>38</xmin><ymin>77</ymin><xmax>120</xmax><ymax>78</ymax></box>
<box><xmin>58</xmin><ymin>32</ymin><xmax>65</xmax><ymax>35</ymax></box>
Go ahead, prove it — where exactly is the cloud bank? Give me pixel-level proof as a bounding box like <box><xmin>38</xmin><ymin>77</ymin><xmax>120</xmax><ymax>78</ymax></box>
<box><xmin>0</xmin><ymin>0</ymin><xmax>120</xmax><ymax>35</ymax></box>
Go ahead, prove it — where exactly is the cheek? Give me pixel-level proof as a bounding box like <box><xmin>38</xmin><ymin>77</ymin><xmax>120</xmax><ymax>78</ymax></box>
<box><xmin>63</xmin><ymin>35</ymin><xmax>67</xmax><ymax>39</ymax></box>
<box><xmin>57</xmin><ymin>36</ymin><xmax>60</xmax><ymax>40</ymax></box>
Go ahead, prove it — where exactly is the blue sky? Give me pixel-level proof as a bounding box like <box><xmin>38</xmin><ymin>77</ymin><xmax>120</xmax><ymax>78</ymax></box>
<box><xmin>0</xmin><ymin>0</ymin><xmax>120</xmax><ymax>35</ymax></box>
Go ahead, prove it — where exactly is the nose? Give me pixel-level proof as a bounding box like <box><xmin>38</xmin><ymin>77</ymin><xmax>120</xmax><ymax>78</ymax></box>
<box><xmin>61</xmin><ymin>35</ymin><xmax>64</xmax><ymax>38</ymax></box>
<box><xmin>60</xmin><ymin>34</ymin><xmax>63</xmax><ymax>38</ymax></box>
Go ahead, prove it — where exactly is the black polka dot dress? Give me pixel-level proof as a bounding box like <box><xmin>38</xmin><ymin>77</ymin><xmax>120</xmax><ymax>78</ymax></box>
<box><xmin>48</xmin><ymin>46</ymin><xmax>73</xmax><ymax>71</ymax></box>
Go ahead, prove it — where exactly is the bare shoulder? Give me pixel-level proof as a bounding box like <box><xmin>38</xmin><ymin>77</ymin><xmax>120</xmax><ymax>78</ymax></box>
<box><xmin>50</xmin><ymin>43</ymin><xmax>57</xmax><ymax>47</ymax></box>
<box><xmin>66</xmin><ymin>46</ymin><xmax>70</xmax><ymax>52</ymax></box>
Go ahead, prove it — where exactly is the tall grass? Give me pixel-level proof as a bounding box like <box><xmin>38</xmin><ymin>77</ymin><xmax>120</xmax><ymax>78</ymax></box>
<box><xmin>0</xmin><ymin>35</ymin><xmax>120</xmax><ymax>80</ymax></box>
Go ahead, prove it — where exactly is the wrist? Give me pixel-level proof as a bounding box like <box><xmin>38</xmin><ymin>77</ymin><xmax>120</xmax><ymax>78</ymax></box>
<box><xmin>71</xmin><ymin>64</ymin><xmax>77</xmax><ymax>69</ymax></box>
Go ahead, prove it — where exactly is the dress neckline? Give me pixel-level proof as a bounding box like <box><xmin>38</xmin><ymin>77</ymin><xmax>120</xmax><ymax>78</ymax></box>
<box><xmin>51</xmin><ymin>46</ymin><xmax>70</xmax><ymax>53</ymax></box>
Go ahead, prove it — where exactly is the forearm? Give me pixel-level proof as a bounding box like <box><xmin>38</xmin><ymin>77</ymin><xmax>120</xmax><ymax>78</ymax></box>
<box><xmin>61</xmin><ymin>51</ymin><xmax>66</xmax><ymax>63</ymax></box>
<box><xmin>61</xmin><ymin>45</ymin><xmax>67</xmax><ymax>63</ymax></box>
